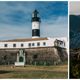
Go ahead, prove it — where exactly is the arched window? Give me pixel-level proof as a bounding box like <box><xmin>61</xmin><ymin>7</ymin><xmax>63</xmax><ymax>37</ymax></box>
<box><xmin>32</xmin><ymin>43</ymin><xmax>35</xmax><ymax>46</ymax></box>
<box><xmin>4</xmin><ymin>44</ymin><xmax>8</xmax><ymax>47</ymax></box>
<box><xmin>28</xmin><ymin>43</ymin><xmax>31</xmax><ymax>47</ymax></box>
<box><xmin>37</xmin><ymin>42</ymin><xmax>40</xmax><ymax>46</ymax></box>
<box><xmin>21</xmin><ymin>44</ymin><xmax>24</xmax><ymax>47</ymax></box>
<box><xmin>43</xmin><ymin>42</ymin><xmax>46</xmax><ymax>46</ymax></box>
<box><xmin>13</xmin><ymin>44</ymin><xmax>16</xmax><ymax>47</ymax></box>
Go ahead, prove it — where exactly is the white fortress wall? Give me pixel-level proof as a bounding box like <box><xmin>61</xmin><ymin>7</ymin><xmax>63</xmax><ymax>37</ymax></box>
<box><xmin>0</xmin><ymin>37</ymin><xmax>66</xmax><ymax>49</ymax></box>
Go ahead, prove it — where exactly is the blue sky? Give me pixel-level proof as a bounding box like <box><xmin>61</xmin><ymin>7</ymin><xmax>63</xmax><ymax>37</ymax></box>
<box><xmin>0</xmin><ymin>1</ymin><xmax>68</xmax><ymax>40</ymax></box>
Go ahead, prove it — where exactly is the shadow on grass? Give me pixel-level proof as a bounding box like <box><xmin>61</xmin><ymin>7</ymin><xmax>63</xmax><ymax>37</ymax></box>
<box><xmin>0</xmin><ymin>70</ymin><xmax>12</xmax><ymax>74</ymax></box>
<box><xmin>12</xmin><ymin>70</ymin><xmax>68</xmax><ymax>79</ymax></box>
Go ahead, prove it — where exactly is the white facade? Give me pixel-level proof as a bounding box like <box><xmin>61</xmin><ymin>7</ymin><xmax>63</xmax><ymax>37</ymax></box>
<box><xmin>32</xmin><ymin>22</ymin><xmax>40</xmax><ymax>29</ymax></box>
<box><xmin>32</xmin><ymin>36</ymin><xmax>40</xmax><ymax>38</ymax></box>
<box><xmin>0</xmin><ymin>37</ymin><xmax>67</xmax><ymax>49</ymax></box>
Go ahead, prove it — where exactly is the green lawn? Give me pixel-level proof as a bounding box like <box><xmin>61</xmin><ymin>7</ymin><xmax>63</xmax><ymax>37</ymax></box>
<box><xmin>0</xmin><ymin>64</ymin><xmax>68</xmax><ymax>79</ymax></box>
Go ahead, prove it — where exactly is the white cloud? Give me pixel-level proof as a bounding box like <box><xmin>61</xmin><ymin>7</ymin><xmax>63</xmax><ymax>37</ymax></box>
<box><xmin>0</xmin><ymin>24</ymin><xmax>32</xmax><ymax>40</ymax></box>
<box><xmin>0</xmin><ymin>2</ymin><xmax>68</xmax><ymax>40</ymax></box>
<box><xmin>0</xmin><ymin>16</ymin><xmax>68</xmax><ymax>40</ymax></box>
<box><xmin>41</xmin><ymin>16</ymin><xmax>68</xmax><ymax>38</ymax></box>
<box><xmin>70</xmin><ymin>1</ymin><xmax>80</xmax><ymax>15</ymax></box>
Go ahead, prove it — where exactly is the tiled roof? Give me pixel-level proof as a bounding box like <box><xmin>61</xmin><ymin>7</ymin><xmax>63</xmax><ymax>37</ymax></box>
<box><xmin>0</xmin><ymin>37</ymin><xmax>48</xmax><ymax>42</ymax></box>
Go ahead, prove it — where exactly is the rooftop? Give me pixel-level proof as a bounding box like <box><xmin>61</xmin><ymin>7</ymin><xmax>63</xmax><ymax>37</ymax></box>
<box><xmin>0</xmin><ymin>37</ymin><xmax>48</xmax><ymax>42</ymax></box>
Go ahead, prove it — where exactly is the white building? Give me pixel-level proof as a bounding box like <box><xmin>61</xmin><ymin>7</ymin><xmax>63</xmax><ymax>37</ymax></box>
<box><xmin>0</xmin><ymin>10</ymin><xmax>68</xmax><ymax>66</ymax></box>
<box><xmin>0</xmin><ymin>37</ymin><xmax>67</xmax><ymax>49</ymax></box>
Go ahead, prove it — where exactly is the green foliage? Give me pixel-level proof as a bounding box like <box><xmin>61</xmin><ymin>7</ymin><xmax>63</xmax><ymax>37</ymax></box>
<box><xmin>32</xmin><ymin>61</ymin><xmax>53</xmax><ymax>66</ymax></box>
<box><xmin>70</xmin><ymin>50</ymin><xmax>80</xmax><ymax>78</ymax></box>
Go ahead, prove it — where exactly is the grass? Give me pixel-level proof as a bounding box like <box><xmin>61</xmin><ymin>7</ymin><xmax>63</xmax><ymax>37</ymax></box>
<box><xmin>0</xmin><ymin>64</ymin><xmax>68</xmax><ymax>79</ymax></box>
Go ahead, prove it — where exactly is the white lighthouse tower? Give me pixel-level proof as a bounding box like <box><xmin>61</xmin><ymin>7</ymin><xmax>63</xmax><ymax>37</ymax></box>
<box><xmin>32</xmin><ymin>10</ymin><xmax>41</xmax><ymax>38</ymax></box>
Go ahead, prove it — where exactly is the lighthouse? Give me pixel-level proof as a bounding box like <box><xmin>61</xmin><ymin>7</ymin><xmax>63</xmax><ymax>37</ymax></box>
<box><xmin>32</xmin><ymin>10</ymin><xmax>41</xmax><ymax>38</ymax></box>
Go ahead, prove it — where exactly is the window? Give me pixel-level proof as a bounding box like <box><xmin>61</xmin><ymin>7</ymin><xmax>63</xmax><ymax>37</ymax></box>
<box><xmin>60</xmin><ymin>41</ymin><xmax>63</xmax><ymax>45</ymax></box>
<box><xmin>21</xmin><ymin>44</ymin><xmax>24</xmax><ymax>47</ymax></box>
<box><xmin>37</xmin><ymin>42</ymin><xmax>40</xmax><ymax>46</ymax></box>
<box><xmin>64</xmin><ymin>42</ymin><xmax>65</xmax><ymax>46</ymax></box>
<box><xmin>4</xmin><ymin>44</ymin><xmax>8</xmax><ymax>47</ymax></box>
<box><xmin>33</xmin><ymin>54</ymin><xmax>38</xmax><ymax>59</ymax></box>
<box><xmin>13</xmin><ymin>44</ymin><xmax>16</xmax><ymax>47</ymax></box>
<box><xmin>43</xmin><ymin>42</ymin><xmax>46</xmax><ymax>46</ymax></box>
<box><xmin>28</xmin><ymin>43</ymin><xmax>31</xmax><ymax>47</ymax></box>
<box><xmin>32</xmin><ymin>43</ymin><xmax>35</xmax><ymax>46</ymax></box>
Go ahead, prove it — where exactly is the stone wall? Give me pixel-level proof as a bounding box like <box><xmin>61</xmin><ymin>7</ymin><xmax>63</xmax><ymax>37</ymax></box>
<box><xmin>0</xmin><ymin>47</ymin><xmax>68</xmax><ymax>65</ymax></box>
